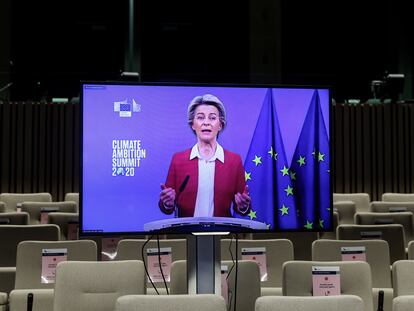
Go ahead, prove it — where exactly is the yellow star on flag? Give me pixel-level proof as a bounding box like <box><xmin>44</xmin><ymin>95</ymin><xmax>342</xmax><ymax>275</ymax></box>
<box><xmin>289</xmin><ymin>171</ymin><xmax>296</xmax><ymax>180</ymax></box>
<box><xmin>248</xmin><ymin>210</ymin><xmax>257</xmax><ymax>220</ymax></box>
<box><xmin>284</xmin><ymin>185</ymin><xmax>293</xmax><ymax>196</ymax></box>
<box><xmin>318</xmin><ymin>152</ymin><xmax>325</xmax><ymax>162</ymax></box>
<box><xmin>279</xmin><ymin>204</ymin><xmax>289</xmax><ymax>216</ymax></box>
<box><xmin>297</xmin><ymin>156</ymin><xmax>305</xmax><ymax>166</ymax></box>
<box><xmin>268</xmin><ymin>146</ymin><xmax>274</xmax><ymax>158</ymax></box>
<box><xmin>280</xmin><ymin>165</ymin><xmax>289</xmax><ymax>176</ymax></box>
<box><xmin>319</xmin><ymin>219</ymin><xmax>324</xmax><ymax>228</ymax></box>
<box><xmin>304</xmin><ymin>221</ymin><xmax>313</xmax><ymax>229</ymax></box>
<box><xmin>252</xmin><ymin>155</ymin><xmax>262</xmax><ymax>166</ymax></box>
<box><xmin>245</xmin><ymin>171</ymin><xmax>251</xmax><ymax>181</ymax></box>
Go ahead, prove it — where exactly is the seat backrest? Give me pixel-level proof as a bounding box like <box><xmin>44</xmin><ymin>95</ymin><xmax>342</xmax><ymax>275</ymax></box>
<box><xmin>0</xmin><ymin>201</ymin><xmax>5</xmax><ymax>212</ymax></box>
<box><xmin>115</xmin><ymin>294</ymin><xmax>227</xmax><ymax>311</ymax></box>
<box><xmin>0</xmin><ymin>212</ymin><xmax>29</xmax><ymax>225</ymax></box>
<box><xmin>336</xmin><ymin>224</ymin><xmax>406</xmax><ymax>263</ymax></box>
<box><xmin>370</xmin><ymin>201</ymin><xmax>414</xmax><ymax>213</ymax></box>
<box><xmin>0</xmin><ymin>225</ymin><xmax>60</xmax><ymax>266</ymax></box>
<box><xmin>354</xmin><ymin>212</ymin><xmax>414</xmax><ymax>245</ymax></box>
<box><xmin>382</xmin><ymin>193</ymin><xmax>414</xmax><ymax>202</ymax></box>
<box><xmin>393</xmin><ymin>296</ymin><xmax>414</xmax><ymax>311</ymax></box>
<box><xmin>44</xmin><ymin>213</ymin><xmax>79</xmax><ymax>240</ymax></box>
<box><xmin>15</xmin><ymin>240</ymin><xmax>97</xmax><ymax>289</ymax></box>
<box><xmin>53</xmin><ymin>260</ymin><xmax>146</xmax><ymax>311</ymax></box>
<box><xmin>21</xmin><ymin>201</ymin><xmax>77</xmax><ymax>225</ymax></box>
<box><xmin>312</xmin><ymin>239</ymin><xmax>391</xmax><ymax>288</ymax></box>
<box><xmin>64</xmin><ymin>193</ymin><xmax>79</xmax><ymax>212</ymax></box>
<box><xmin>408</xmin><ymin>241</ymin><xmax>414</xmax><ymax>259</ymax></box>
<box><xmin>333</xmin><ymin>201</ymin><xmax>356</xmax><ymax>224</ymax></box>
<box><xmin>169</xmin><ymin>260</ymin><xmax>261</xmax><ymax>311</ymax></box>
<box><xmin>392</xmin><ymin>260</ymin><xmax>414</xmax><ymax>296</ymax></box>
<box><xmin>333</xmin><ymin>193</ymin><xmax>370</xmax><ymax>213</ymax></box>
<box><xmin>255</xmin><ymin>295</ymin><xmax>364</xmax><ymax>311</ymax></box>
<box><xmin>0</xmin><ymin>193</ymin><xmax>52</xmax><ymax>212</ymax></box>
<box><xmin>282</xmin><ymin>260</ymin><xmax>373</xmax><ymax>311</ymax></box>
<box><xmin>251</xmin><ymin>232</ymin><xmax>318</xmax><ymax>260</ymax></box>
<box><xmin>221</xmin><ymin>238</ymin><xmax>293</xmax><ymax>287</ymax></box>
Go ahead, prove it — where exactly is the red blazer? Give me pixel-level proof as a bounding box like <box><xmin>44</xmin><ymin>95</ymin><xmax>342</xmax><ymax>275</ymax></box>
<box><xmin>159</xmin><ymin>148</ymin><xmax>249</xmax><ymax>217</ymax></box>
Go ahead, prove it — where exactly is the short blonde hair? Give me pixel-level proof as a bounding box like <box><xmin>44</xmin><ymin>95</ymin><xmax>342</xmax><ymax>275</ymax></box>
<box><xmin>187</xmin><ymin>94</ymin><xmax>226</xmax><ymax>133</ymax></box>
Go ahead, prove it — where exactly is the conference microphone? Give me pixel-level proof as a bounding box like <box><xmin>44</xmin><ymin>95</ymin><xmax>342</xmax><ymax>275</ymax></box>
<box><xmin>27</xmin><ymin>293</ymin><xmax>33</xmax><ymax>311</ymax></box>
<box><xmin>377</xmin><ymin>290</ymin><xmax>384</xmax><ymax>311</ymax></box>
<box><xmin>175</xmin><ymin>175</ymin><xmax>190</xmax><ymax>218</ymax></box>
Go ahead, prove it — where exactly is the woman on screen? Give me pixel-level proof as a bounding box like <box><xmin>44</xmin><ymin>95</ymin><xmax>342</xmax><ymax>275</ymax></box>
<box><xmin>159</xmin><ymin>94</ymin><xmax>251</xmax><ymax>217</ymax></box>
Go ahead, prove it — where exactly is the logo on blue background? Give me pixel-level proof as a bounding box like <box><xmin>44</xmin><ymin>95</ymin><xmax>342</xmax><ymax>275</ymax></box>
<box><xmin>114</xmin><ymin>99</ymin><xmax>141</xmax><ymax>117</ymax></box>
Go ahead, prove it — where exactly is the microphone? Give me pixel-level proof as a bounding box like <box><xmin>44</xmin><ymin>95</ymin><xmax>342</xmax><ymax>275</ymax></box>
<box><xmin>175</xmin><ymin>175</ymin><xmax>190</xmax><ymax>217</ymax></box>
<box><xmin>377</xmin><ymin>290</ymin><xmax>384</xmax><ymax>311</ymax></box>
<box><xmin>27</xmin><ymin>293</ymin><xmax>33</xmax><ymax>311</ymax></box>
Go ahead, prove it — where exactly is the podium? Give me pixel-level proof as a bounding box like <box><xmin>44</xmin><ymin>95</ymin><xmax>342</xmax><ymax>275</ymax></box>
<box><xmin>144</xmin><ymin>217</ymin><xmax>267</xmax><ymax>294</ymax></box>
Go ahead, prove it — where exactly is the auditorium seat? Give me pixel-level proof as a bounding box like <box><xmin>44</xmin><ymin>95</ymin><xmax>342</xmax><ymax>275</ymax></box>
<box><xmin>169</xmin><ymin>260</ymin><xmax>261</xmax><ymax>311</ymax></box>
<box><xmin>312</xmin><ymin>239</ymin><xmax>392</xmax><ymax>311</ymax></box>
<box><xmin>407</xmin><ymin>241</ymin><xmax>414</xmax><ymax>259</ymax></box>
<box><xmin>53</xmin><ymin>260</ymin><xmax>146</xmax><ymax>311</ymax></box>
<box><xmin>115</xmin><ymin>294</ymin><xmax>227</xmax><ymax>311</ymax></box>
<box><xmin>9</xmin><ymin>240</ymin><xmax>97</xmax><ymax>311</ymax></box>
<box><xmin>354</xmin><ymin>212</ymin><xmax>414</xmax><ymax>245</ymax></box>
<box><xmin>21</xmin><ymin>202</ymin><xmax>77</xmax><ymax>225</ymax></box>
<box><xmin>0</xmin><ymin>212</ymin><xmax>29</xmax><ymax>225</ymax></box>
<box><xmin>47</xmin><ymin>213</ymin><xmax>79</xmax><ymax>240</ymax></box>
<box><xmin>251</xmin><ymin>232</ymin><xmax>318</xmax><ymax>260</ymax></box>
<box><xmin>282</xmin><ymin>260</ymin><xmax>373</xmax><ymax>311</ymax></box>
<box><xmin>382</xmin><ymin>193</ymin><xmax>414</xmax><ymax>202</ymax></box>
<box><xmin>0</xmin><ymin>193</ymin><xmax>52</xmax><ymax>213</ymax></box>
<box><xmin>333</xmin><ymin>201</ymin><xmax>356</xmax><ymax>224</ymax></box>
<box><xmin>0</xmin><ymin>202</ymin><xmax>5</xmax><ymax>213</ymax></box>
<box><xmin>392</xmin><ymin>260</ymin><xmax>414</xmax><ymax>297</ymax></box>
<box><xmin>221</xmin><ymin>238</ymin><xmax>293</xmax><ymax>296</ymax></box>
<box><xmin>333</xmin><ymin>193</ymin><xmax>370</xmax><ymax>213</ymax></box>
<box><xmin>255</xmin><ymin>295</ymin><xmax>364</xmax><ymax>311</ymax></box>
<box><xmin>63</xmin><ymin>193</ymin><xmax>79</xmax><ymax>212</ymax></box>
<box><xmin>337</xmin><ymin>224</ymin><xmax>406</xmax><ymax>263</ymax></box>
<box><xmin>370</xmin><ymin>201</ymin><xmax>414</xmax><ymax>214</ymax></box>
<box><xmin>115</xmin><ymin>238</ymin><xmax>187</xmax><ymax>294</ymax></box>
<box><xmin>393</xmin><ymin>296</ymin><xmax>414</xmax><ymax>311</ymax></box>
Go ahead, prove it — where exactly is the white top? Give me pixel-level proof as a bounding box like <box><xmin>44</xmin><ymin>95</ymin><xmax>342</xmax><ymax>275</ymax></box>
<box><xmin>190</xmin><ymin>143</ymin><xmax>224</xmax><ymax>217</ymax></box>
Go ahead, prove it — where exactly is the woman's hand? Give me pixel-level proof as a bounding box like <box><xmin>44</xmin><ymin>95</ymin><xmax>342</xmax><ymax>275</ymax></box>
<box><xmin>235</xmin><ymin>185</ymin><xmax>251</xmax><ymax>213</ymax></box>
<box><xmin>160</xmin><ymin>184</ymin><xmax>176</xmax><ymax>209</ymax></box>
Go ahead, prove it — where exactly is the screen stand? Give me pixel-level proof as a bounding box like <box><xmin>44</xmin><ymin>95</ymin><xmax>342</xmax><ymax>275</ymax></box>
<box><xmin>187</xmin><ymin>234</ymin><xmax>225</xmax><ymax>294</ymax></box>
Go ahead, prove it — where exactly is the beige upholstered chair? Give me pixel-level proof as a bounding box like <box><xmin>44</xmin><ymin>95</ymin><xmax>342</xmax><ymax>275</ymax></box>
<box><xmin>282</xmin><ymin>261</ymin><xmax>373</xmax><ymax>311</ymax></box>
<box><xmin>0</xmin><ymin>212</ymin><xmax>29</xmax><ymax>225</ymax></box>
<box><xmin>370</xmin><ymin>201</ymin><xmax>414</xmax><ymax>214</ymax></box>
<box><xmin>21</xmin><ymin>202</ymin><xmax>77</xmax><ymax>225</ymax></box>
<box><xmin>251</xmin><ymin>232</ymin><xmax>318</xmax><ymax>260</ymax></box>
<box><xmin>333</xmin><ymin>193</ymin><xmax>370</xmax><ymax>213</ymax></box>
<box><xmin>382</xmin><ymin>193</ymin><xmax>414</xmax><ymax>202</ymax></box>
<box><xmin>64</xmin><ymin>193</ymin><xmax>79</xmax><ymax>212</ymax></box>
<box><xmin>115</xmin><ymin>238</ymin><xmax>186</xmax><ymax>294</ymax></box>
<box><xmin>312</xmin><ymin>239</ymin><xmax>392</xmax><ymax>311</ymax></box>
<box><xmin>354</xmin><ymin>212</ymin><xmax>414</xmax><ymax>245</ymax></box>
<box><xmin>255</xmin><ymin>295</ymin><xmax>364</xmax><ymax>311</ymax></box>
<box><xmin>0</xmin><ymin>225</ymin><xmax>60</xmax><ymax>267</ymax></box>
<box><xmin>115</xmin><ymin>294</ymin><xmax>227</xmax><ymax>311</ymax></box>
<box><xmin>53</xmin><ymin>260</ymin><xmax>146</xmax><ymax>311</ymax></box>
<box><xmin>221</xmin><ymin>238</ymin><xmax>293</xmax><ymax>296</ymax></box>
<box><xmin>9</xmin><ymin>240</ymin><xmax>97</xmax><ymax>311</ymax></box>
<box><xmin>0</xmin><ymin>193</ymin><xmax>52</xmax><ymax>213</ymax></box>
<box><xmin>393</xmin><ymin>296</ymin><xmax>414</xmax><ymax>311</ymax></box>
<box><xmin>334</xmin><ymin>201</ymin><xmax>356</xmax><ymax>224</ymax></box>
<box><xmin>169</xmin><ymin>260</ymin><xmax>260</xmax><ymax>311</ymax></box>
<box><xmin>407</xmin><ymin>241</ymin><xmax>414</xmax><ymax>259</ymax></box>
<box><xmin>336</xmin><ymin>224</ymin><xmax>406</xmax><ymax>263</ymax></box>
<box><xmin>392</xmin><ymin>260</ymin><xmax>414</xmax><ymax>297</ymax></box>
<box><xmin>47</xmin><ymin>213</ymin><xmax>79</xmax><ymax>240</ymax></box>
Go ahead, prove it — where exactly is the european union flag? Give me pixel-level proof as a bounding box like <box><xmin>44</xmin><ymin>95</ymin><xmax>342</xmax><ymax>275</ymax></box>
<box><xmin>289</xmin><ymin>90</ymin><xmax>331</xmax><ymax>230</ymax></box>
<box><xmin>238</xmin><ymin>89</ymin><xmax>298</xmax><ymax>230</ymax></box>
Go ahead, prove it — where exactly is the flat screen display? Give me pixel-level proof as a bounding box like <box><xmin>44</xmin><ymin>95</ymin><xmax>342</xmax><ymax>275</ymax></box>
<box><xmin>80</xmin><ymin>82</ymin><xmax>332</xmax><ymax>235</ymax></box>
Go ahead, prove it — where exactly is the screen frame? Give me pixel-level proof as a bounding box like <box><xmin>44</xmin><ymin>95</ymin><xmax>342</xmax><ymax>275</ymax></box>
<box><xmin>79</xmin><ymin>80</ymin><xmax>333</xmax><ymax>237</ymax></box>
